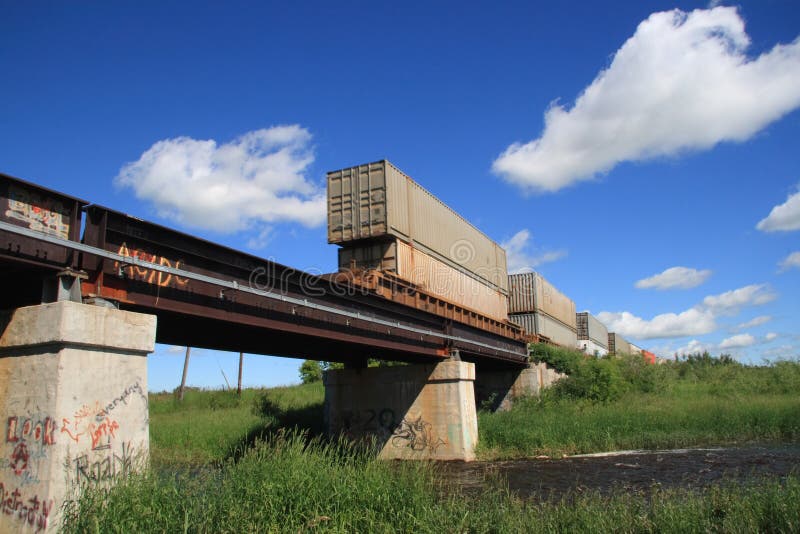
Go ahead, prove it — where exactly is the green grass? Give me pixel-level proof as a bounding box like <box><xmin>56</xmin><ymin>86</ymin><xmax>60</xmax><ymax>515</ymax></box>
<box><xmin>61</xmin><ymin>356</ymin><xmax>800</xmax><ymax>532</ymax></box>
<box><xmin>63</xmin><ymin>431</ymin><xmax>800</xmax><ymax>533</ymax></box>
<box><xmin>478</xmin><ymin>352</ymin><xmax>800</xmax><ymax>458</ymax></box>
<box><xmin>148</xmin><ymin>383</ymin><xmax>323</xmax><ymax>466</ymax></box>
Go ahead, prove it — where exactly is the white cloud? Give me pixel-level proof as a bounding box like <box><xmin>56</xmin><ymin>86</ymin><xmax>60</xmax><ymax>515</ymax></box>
<box><xmin>492</xmin><ymin>7</ymin><xmax>800</xmax><ymax>192</ymax></box>
<box><xmin>675</xmin><ymin>339</ymin><xmax>713</xmax><ymax>356</ymax></box>
<box><xmin>701</xmin><ymin>284</ymin><xmax>777</xmax><ymax>314</ymax></box>
<box><xmin>597</xmin><ymin>308</ymin><xmax>716</xmax><ymax>340</ymax></box>
<box><xmin>757</xmin><ymin>188</ymin><xmax>800</xmax><ymax>232</ymax></box>
<box><xmin>736</xmin><ymin>315</ymin><xmax>771</xmax><ymax>329</ymax></box>
<box><xmin>765</xmin><ymin>332</ymin><xmax>779</xmax><ymax>341</ymax></box>
<box><xmin>501</xmin><ymin>229</ymin><xmax>567</xmax><ymax>274</ymax></box>
<box><xmin>779</xmin><ymin>251</ymin><xmax>800</xmax><ymax>271</ymax></box>
<box><xmin>719</xmin><ymin>333</ymin><xmax>756</xmax><ymax>349</ymax></box>
<box><xmin>115</xmin><ymin>126</ymin><xmax>326</xmax><ymax>233</ymax></box>
<box><xmin>166</xmin><ymin>345</ymin><xmax>186</xmax><ymax>354</ymax></box>
<box><xmin>635</xmin><ymin>266</ymin><xmax>711</xmax><ymax>290</ymax></box>
<box><xmin>598</xmin><ymin>283</ymin><xmax>776</xmax><ymax>340</ymax></box>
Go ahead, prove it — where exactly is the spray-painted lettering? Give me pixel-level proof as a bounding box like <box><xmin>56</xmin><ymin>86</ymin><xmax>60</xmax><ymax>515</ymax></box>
<box><xmin>60</xmin><ymin>402</ymin><xmax>121</xmax><ymax>451</ymax></box>
<box><xmin>74</xmin><ymin>442</ymin><xmax>136</xmax><ymax>484</ymax></box>
<box><xmin>5</xmin><ymin>416</ymin><xmax>56</xmax><ymax>446</ymax></box>
<box><xmin>115</xmin><ymin>242</ymin><xmax>189</xmax><ymax>288</ymax></box>
<box><xmin>0</xmin><ymin>482</ymin><xmax>52</xmax><ymax>533</ymax></box>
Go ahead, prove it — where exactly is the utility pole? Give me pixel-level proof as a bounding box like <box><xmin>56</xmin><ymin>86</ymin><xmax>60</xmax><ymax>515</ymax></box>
<box><xmin>179</xmin><ymin>346</ymin><xmax>191</xmax><ymax>401</ymax></box>
<box><xmin>237</xmin><ymin>352</ymin><xmax>244</xmax><ymax>396</ymax></box>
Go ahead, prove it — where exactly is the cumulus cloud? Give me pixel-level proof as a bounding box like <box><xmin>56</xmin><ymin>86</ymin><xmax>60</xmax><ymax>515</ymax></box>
<box><xmin>736</xmin><ymin>315</ymin><xmax>771</xmax><ymax>330</ymax></box>
<box><xmin>492</xmin><ymin>7</ymin><xmax>800</xmax><ymax>192</ymax></box>
<box><xmin>598</xmin><ymin>283</ymin><xmax>777</xmax><ymax>340</ymax></box>
<box><xmin>501</xmin><ymin>229</ymin><xmax>567</xmax><ymax>274</ymax></box>
<box><xmin>765</xmin><ymin>332</ymin><xmax>779</xmax><ymax>341</ymax></box>
<box><xmin>635</xmin><ymin>266</ymin><xmax>712</xmax><ymax>290</ymax></box>
<box><xmin>115</xmin><ymin>126</ymin><xmax>326</xmax><ymax>233</ymax></box>
<box><xmin>779</xmin><ymin>251</ymin><xmax>800</xmax><ymax>271</ymax></box>
<box><xmin>719</xmin><ymin>333</ymin><xmax>756</xmax><ymax>349</ymax></box>
<box><xmin>597</xmin><ymin>308</ymin><xmax>716</xmax><ymax>340</ymax></box>
<box><xmin>701</xmin><ymin>284</ymin><xmax>777</xmax><ymax>314</ymax></box>
<box><xmin>757</xmin><ymin>187</ymin><xmax>800</xmax><ymax>232</ymax></box>
<box><xmin>675</xmin><ymin>339</ymin><xmax>713</xmax><ymax>356</ymax></box>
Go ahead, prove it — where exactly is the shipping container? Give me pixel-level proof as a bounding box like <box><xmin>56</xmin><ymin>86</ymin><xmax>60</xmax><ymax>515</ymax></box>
<box><xmin>327</xmin><ymin>160</ymin><xmax>508</xmax><ymax>293</ymax></box>
<box><xmin>507</xmin><ymin>272</ymin><xmax>576</xmax><ymax>328</ymax></box>
<box><xmin>576</xmin><ymin>339</ymin><xmax>609</xmax><ymax>357</ymax></box>
<box><xmin>576</xmin><ymin>312</ymin><xmax>608</xmax><ymax>347</ymax></box>
<box><xmin>642</xmin><ymin>350</ymin><xmax>657</xmax><ymax>365</ymax></box>
<box><xmin>608</xmin><ymin>333</ymin><xmax>631</xmax><ymax>355</ymax></box>
<box><xmin>629</xmin><ymin>343</ymin><xmax>642</xmax><ymax>354</ymax></box>
<box><xmin>339</xmin><ymin>238</ymin><xmax>508</xmax><ymax>322</ymax></box>
<box><xmin>510</xmin><ymin>312</ymin><xmax>578</xmax><ymax>348</ymax></box>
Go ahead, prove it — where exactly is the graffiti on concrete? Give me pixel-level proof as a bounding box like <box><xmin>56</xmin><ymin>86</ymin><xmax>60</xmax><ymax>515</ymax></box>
<box><xmin>3</xmin><ymin>416</ymin><xmax>55</xmax><ymax>484</ymax></box>
<box><xmin>6</xmin><ymin>416</ymin><xmax>57</xmax><ymax>447</ymax></box>
<box><xmin>338</xmin><ymin>408</ymin><xmax>397</xmax><ymax>438</ymax></box>
<box><xmin>0</xmin><ymin>482</ymin><xmax>53</xmax><ymax>533</ymax></box>
<box><xmin>5</xmin><ymin>184</ymin><xmax>71</xmax><ymax>239</ymax></box>
<box><xmin>73</xmin><ymin>441</ymin><xmax>136</xmax><ymax>485</ymax></box>
<box><xmin>99</xmin><ymin>382</ymin><xmax>147</xmax><ymax>418</ymax></box>
<box><xmin>390</xmin><ymin>416</ymin><xmax>446</xmax><ymax>453</ymax></box>
<box><xmin>60</xmin><ymin>402</ymin><xmax>120</xmax><ymax>451</ymax></box>
<box><xmin>115</xmin><ymin>242</ymin><xmax>190</xmax><ymax>288</ymax></box>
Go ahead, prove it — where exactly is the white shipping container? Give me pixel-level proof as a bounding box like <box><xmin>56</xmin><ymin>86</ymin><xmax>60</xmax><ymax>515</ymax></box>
<box><xmin>328</xmin><ymin>160</ymin><xmax>508</xmax><ymax>293</ymax></box>
<box><xmin>339</xmin><ymin>238</ymin><xmax>509</xmax><ymax>322</ymax></box>
<box><xmin>608</xmin><ymin>333</ymin><xmax>632</xmax><ymax>355</ymax></box>
<box><xmin>508</xmin><ymin>272</ymin><xmax>576</xmax><ymax>328</ymax></box>
<box><xmin>510</xmin><ymin>312</ymin><xmax>578</xmax><ymax>348</ymax></box>
<box><xmin>576</xmin><ymin>312</ymin><xmax>608</xmax><ymax>348</ymax></box>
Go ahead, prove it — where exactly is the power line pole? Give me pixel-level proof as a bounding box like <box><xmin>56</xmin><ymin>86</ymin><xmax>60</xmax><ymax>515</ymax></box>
<box><xmin>237</xmin><ymin>352</ymin><xmax>244</xmax><ymax>396</ymax></box>
<box><xmin>179</xmin><ymin>346</ymin><xmax>191</xmax><ymax>401</ymax></box>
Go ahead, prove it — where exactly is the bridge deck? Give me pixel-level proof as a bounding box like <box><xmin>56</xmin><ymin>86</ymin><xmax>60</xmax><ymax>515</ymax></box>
<box><xmin>1</xmin><ymin>172</ymin><xmax>528</xmax><ymax>367</ymax></box>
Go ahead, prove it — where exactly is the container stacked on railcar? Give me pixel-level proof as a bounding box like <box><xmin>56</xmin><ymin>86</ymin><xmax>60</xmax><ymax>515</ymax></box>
<box><xmin>576</xmin><ymin>311</ymin><xmax>609</xmax><ymax>356</ymax></box>
<box><xmin>328</xmin><ymin>160</ymin><xmax>510</xmax><ymax>324</ymax></box>
<box><xmin>507</xmin><ymin>272</ymin><xmax>578</xmax><ymax>347</ymax></box>
<box><xmin>608</xmin><ymin>332</ymin><xmax>632</xmax><ymax>355</ymax></box>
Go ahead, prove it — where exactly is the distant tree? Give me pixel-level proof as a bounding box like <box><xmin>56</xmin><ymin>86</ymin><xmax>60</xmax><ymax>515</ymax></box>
<box><xmin>299</xmin><ymin>360</ymin><xmax>323</xmax><ymax>384</ymax></box>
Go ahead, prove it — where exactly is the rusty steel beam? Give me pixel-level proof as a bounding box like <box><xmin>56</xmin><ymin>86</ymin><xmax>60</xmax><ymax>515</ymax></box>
<box><xmin>0</xmin><ymin>171</ymin><xmax>528</xmax><ymax>365</ymax></box>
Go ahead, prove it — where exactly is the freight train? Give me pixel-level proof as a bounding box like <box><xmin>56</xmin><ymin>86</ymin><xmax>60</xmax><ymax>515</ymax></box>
<box><xmin>328</xmin><ymin>160</ymin><xmax>652</xmax><ymax>361</ymax></box>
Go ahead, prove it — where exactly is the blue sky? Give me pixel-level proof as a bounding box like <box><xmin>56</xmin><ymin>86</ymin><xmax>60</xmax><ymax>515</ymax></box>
<box><xmin>2</xmin><ymin>1</ymin><xmax>798</xmax><ymax>391</ymax></box>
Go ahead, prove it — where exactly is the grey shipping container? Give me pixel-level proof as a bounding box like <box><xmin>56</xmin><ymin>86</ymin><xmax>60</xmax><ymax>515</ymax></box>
<box><xmin>576</xmin><ymin>312</ymin><xmax>608</xmax><ymax>348</ymax></box>
<box><xmin>608</xmin><ymin>333</ymin><xmax>631</xmax><ymax>355</ymax></box>
<box><xmin>338</xmin><ymin>238</ymin><xmax>509</xmax><ymax>322</ymax></box>
<box><xmin>507</xmin><ymin>272</ymin><xmax>576</xmax><ymax>329</ymax></box>
<box><xmin>510</xmin><ymin>312</ymin><xmax>578</xmax><ymax>348</ymax></box>
<box><xmin>327</xmin><ymin>160</ymin><xmax>508</xmax><ymax>293</ymax></box>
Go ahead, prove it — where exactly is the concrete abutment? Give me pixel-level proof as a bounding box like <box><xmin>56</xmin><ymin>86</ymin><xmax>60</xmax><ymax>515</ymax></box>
<box><xmin>324</xmin><ymin>360</ymin><xmax>478</xmax><ymax>461</ymax></box>
<box><xmin>0</xmin><ymin>301</ymin><xmax>156</xmax><ymax>533</ymax></box>
<box><xmin>474</xmin><ymin>363</ymin><xmax>565</xmax><ymax>412</ymax></box>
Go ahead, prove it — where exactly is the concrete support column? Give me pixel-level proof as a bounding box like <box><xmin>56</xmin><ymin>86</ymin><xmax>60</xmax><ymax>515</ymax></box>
<box><xmin>0</xmin><ymin>301</ymin><xmax>156</xmax><ymax>533</ymax></box>
<box><xmin>474</xmin><ymin>363</ymin><xmax>565</xmax><ymax>412</ymax></box>
<box><xmin>324</xmin><ymin>360</ymin><xmax>478</xmax><ymax>461</ymax></box>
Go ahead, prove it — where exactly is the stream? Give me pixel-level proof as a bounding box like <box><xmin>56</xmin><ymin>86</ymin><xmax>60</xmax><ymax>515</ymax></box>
<box><xmin>439</xmin><ymin>444</ymin><xmax>800</xmax><ymax>501</ymax></box>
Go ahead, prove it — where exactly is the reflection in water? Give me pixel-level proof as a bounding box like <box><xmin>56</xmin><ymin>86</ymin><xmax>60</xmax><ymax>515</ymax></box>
<box><xmin>438</xmin><ymin>445</ymin><xmax>800</xmax><ymax>501</ymax></box>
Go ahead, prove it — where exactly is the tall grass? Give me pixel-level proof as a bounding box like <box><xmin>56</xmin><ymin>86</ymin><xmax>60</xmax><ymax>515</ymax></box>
<box><xmin>62</xmin><ymin>431</ymin><xmax>800</xmax><ymax>533</ymax></box>
<box><xmin>479</xmin><ymin>347</ymin><xmax>800</xmax><ymax>458</ymax></box>
<box><xmin>149</xmin><ymin>383</ymin><xmax>323</xmax><ymax>466</ymax></box>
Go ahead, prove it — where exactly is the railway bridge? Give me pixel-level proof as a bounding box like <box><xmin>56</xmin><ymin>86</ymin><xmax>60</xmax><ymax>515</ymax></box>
<box><xmin>0</xmin><ymin>172</ymin><xmax>556</xmax><ymax>532</ymax></box>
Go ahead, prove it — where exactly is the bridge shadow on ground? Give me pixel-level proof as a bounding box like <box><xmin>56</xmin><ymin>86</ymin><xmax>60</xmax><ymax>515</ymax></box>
<box><xmin>223</xmin><ymin>395</ymin><xmax>326</xmax><ymax>463</ymax></box>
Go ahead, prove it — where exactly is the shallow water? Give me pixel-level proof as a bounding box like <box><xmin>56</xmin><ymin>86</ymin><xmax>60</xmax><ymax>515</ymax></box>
<box><xmin>439</xmin><ymin>444</ymin><xmax>800</xmax><ymax>501</ymax></box>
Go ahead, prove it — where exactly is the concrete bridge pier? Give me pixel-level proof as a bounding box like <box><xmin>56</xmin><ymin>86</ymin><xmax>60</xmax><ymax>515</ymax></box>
<box><xmin>473</xmin><ymin>362</ymin><xmax>565</xmax><ymax>412</ymax></box>
<box><xmin>0</xmin><ymin>301</ymin><xmax>156</xmax><ymax>533</ymax></box>
<box><xmin>324</xmin><ymin>359</ymin><xmax>478</xmax><ymax>461</ymax></box>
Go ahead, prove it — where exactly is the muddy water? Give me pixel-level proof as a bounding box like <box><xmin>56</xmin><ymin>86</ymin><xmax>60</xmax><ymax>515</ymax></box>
<box><xmin>439</xmin><ymin>445</ymin><xmax>800</xmax><ymax>501</ymax></box>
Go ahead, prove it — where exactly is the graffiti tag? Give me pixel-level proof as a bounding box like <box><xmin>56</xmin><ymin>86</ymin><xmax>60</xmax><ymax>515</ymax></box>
<box><xmin>0</xmin><ymin>482</ymin><xmax>53</xmax><ymax>533</ymax></box>
<box><xmin>390</xmin><ymin>416</ymin><xmax>446</xmax><ymax>453</ymax></box>
<box><xmin>115</xmin><ymin>242</ymin><xmax>189</xmax><ymax>288</ymax></box>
